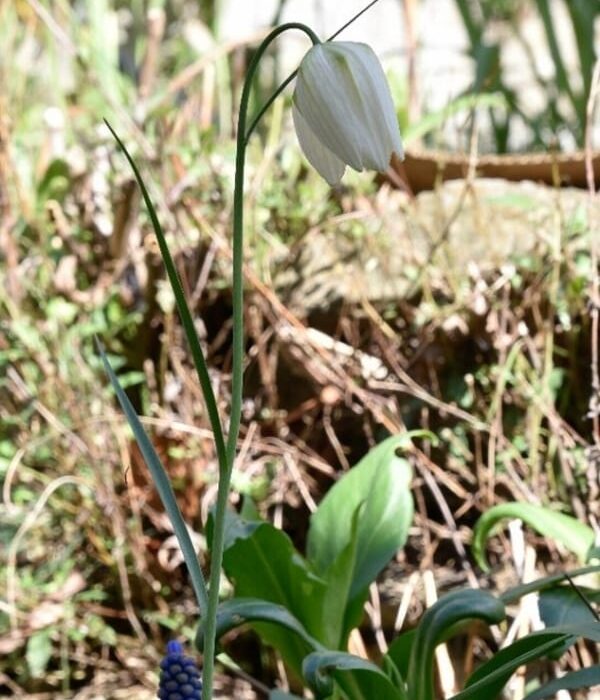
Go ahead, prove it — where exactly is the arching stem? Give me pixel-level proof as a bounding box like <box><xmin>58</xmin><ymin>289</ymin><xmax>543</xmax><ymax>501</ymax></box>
<box><xmin>201</xmin><ymin>22</ymin><xmax>319</xmax><ymax>699</ymax></box>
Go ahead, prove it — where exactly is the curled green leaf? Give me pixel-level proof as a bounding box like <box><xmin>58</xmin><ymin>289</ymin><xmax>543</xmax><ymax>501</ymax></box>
<box><xmin>407</xmin><ymin>589</ymin><xmax>505</xmax><ymax>700</ymax></box>
<box><xmin>195</xmin><ymin>598</ymin><xmax>323</xmax><ymax>656</ymax></box>
<box><xmin>472</xmin><ymin>502</ymin><xmax>595</xmax><ymax>572</ymax></box>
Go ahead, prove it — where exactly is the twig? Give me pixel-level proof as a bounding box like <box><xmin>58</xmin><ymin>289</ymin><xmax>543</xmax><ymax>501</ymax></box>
<box><xmin>585</xmin><ymin>58</ymin><xmax>600</xmax><ymax>444</ymax></box>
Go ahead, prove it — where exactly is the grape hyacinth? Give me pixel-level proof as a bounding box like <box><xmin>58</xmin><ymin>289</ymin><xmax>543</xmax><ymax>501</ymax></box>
<box><xmin>158</xmin><ymin>640</ymin><xmax>203</xmax><ymax>699</ymax></box>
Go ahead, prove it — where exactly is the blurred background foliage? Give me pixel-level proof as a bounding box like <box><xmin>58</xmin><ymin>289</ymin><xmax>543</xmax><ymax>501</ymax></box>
<box><xmin>1</xmin><ymin>0</ymin><xmax>599</xmax><ymax>697</ymax></box>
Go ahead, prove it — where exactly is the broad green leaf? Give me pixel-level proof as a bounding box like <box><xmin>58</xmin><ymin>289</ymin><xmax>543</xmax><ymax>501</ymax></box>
<box><xmin>213</xmin><ymin>511</ymin><xmax>329</xmax><ymax>674</ymax></box>
<box><xmin>303</xmin><ymin>651</ymin><xmax>406</xmax><ymax>700</ymax></box>
<box><xmin>472</xmin><ymin>502</ymin><xmax>595</xmax><ymax>571</ymax></box>
<box><xmin>523</xmin><ymin>666</ymin><xmax>600</xmax><ymax>700</ymax></box>
<box><xmin>407</xmin><ymin>589</ymin><xmax>505</xmax><ymax>700</ymax></box>
<box><xmin>538</xmin><ymin>585</ymin><xmax>600</xmax><ymax>627</ymax></box>
<box><xmin>537</xmin><ymin>585</ymin><xmax>600</xmax><ymax>659</ymax></box>
<box><xmin>195</xmin><ymin>598</ymin><xmax>323</xmax><ymax>656</ymax></box>
<box><xmin>307</xmin><ymin>435</ymin><xmax>413</xmax><ymax>600</ymax></box>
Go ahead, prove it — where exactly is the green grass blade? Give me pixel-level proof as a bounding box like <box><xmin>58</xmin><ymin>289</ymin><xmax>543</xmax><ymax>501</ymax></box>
<box><xmin>565</xmin><ymin>0</ymin><xmax>596</xmax><ymax>102</ymax></box>
<box><xmin>103</xmin><ymin>119</ymin><xmax>228</xmax><ymax>477</ymax></box>
<box><xmin>98</xmin><ymin>340</ymin><xmax>208</xmax><ymax>616</ymax></box>
<box><xmin>533</xmin><ymin>0</ymin><xmax>581</xmax><ymax>118</ymax></box>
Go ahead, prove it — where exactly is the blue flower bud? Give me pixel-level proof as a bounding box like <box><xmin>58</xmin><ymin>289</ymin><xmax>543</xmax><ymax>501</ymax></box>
<box><xmin>158</xmin><ymin>640</ymin><xmax>202</xmax><ymax>699</ymax></box>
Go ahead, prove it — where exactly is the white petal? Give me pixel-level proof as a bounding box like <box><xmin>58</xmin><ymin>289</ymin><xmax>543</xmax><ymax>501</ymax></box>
<box><xmin>292</xmin><ymin>101</ymin><xmax>346</xmax><ymax>185</ymax></box>
<box><xmin>335</xmin><ymin>42</ymin><xmax>404</xmax><ymax>170</ymax></box>
<box><xmin>295</xmin><ymin>42</ymin><xmax>403</xmax><ymax>174</ymax></box>
<box><xmin>295</xmin><ymin>43</ymin><xmax>365</xmax><ymax>171</ymax></box>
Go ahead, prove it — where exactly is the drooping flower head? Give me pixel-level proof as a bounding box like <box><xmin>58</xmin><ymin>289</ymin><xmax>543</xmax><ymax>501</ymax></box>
<box><xmin>293</xmin><ymin>41</ymin><xmax>404</xmax><ymax>185</ymax></box>
<box><xmin>158</xmin><ymin>640</ymin><xmax>202</xmax><ymax>699</ymax></box>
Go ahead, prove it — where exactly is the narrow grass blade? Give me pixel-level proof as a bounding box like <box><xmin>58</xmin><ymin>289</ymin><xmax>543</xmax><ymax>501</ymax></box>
<box><xmin>565</xmin><ymin>0</ymin><xmax>596</xmax><ymax>101</ymax></box>
<box><xmin>533</xmin><ymin>0</ymin><xmax>581</xmax><ymax>118</ymax></box>
<box><xmin>103</xmin><ymin>119</ymin><xmax>227</xmax><ymax>476</ymax></box>
<box><xmin>98</xmin><ymin>340</ymin><xmax>208</xmax><ymax>616</ymax></box>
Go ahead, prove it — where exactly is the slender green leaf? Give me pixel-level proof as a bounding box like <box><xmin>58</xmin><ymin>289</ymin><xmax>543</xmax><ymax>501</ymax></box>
<box><xmin>303</xmin><ymin>651</ymin><xmax>406</xmax><ymax>700</ymax></box>
<box><xmin>533</xmin><ymin>0</ymin><xmax>581</xmax><ymax>116</ymax></box>
<box><xmin>455</xmin><ymin>633</ymin><xmax>570</xmax><ymax>700</ymax></box>
<box><xmin>98</xmin><ymin>341</ymin><xmax>208</xmax><ymax>615</ymax></box>
<box><xmin>565</xmin><ymin>0</ymin><xmax>596</xmax><ymax>100</ymax></box>
<box><xmin>104</xmin><ymin>120</ymin><xmax>228</xmax><ymax>475</ymax></box>
<box><xmin>407</xmin><ymin>589</ymin><xmax>505</xmax><ymax>700</ymax></box>
<box><xmin>307</xmin><ymin>435</ymin><xmax>413</xmax><ymax>600</ymax></box>
<box><xmin>523</xmin><ymin>665</ymin><xmax>600</xmax><ymax>700</ymax></box>
<box><xmin>501</xmin><ymin>564</ymin><xmax>600</xmax><ymax>605</ymax></box>
<box><xmin>456</xmin><ymin>624</ymin><xmax>600</xmax><ymax>700</ymax></box>
<box><xmin>472</xmin><ymin>502</ymin><xmax>595</xmax><ymax>571</ymax></box>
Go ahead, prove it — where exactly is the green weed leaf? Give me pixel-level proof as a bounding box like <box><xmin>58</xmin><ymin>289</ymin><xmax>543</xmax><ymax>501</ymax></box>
<box><xmin>385</xmin><ymin>629</ymin><xmax>415</xmax><ymax>682</ymax></box>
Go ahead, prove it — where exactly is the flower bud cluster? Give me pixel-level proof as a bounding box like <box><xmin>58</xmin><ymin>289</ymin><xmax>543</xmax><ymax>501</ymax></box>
<box><xmin>158</xmin><ymin>641</ymin><xmax>202</xmax><ymax>700</ymax></box>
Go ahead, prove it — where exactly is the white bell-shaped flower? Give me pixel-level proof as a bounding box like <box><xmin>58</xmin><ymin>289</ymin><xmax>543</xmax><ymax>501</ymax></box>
<box><xmin>292</xmin><ymin>41</ymin><xmax>404</xmax><ymax>185</ymax></box>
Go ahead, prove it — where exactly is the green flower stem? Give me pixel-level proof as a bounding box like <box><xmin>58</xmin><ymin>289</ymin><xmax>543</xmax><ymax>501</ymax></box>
<box><xmin>201</xmin><ymin>22</ymin><xmax>319</xmax><ymax>699</ymax></box>
<box><xmin>244</xmin><ymin>0</ymin><xmax>383</xmax><ymax>141</ymax></box>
